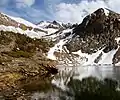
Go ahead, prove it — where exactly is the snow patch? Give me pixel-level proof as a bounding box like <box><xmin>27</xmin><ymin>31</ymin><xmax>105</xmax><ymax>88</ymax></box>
<box><xmin>43</xmin><ymin>28</ymin><xmax>58</xmax><ymax>34</ymax></box>
<box><xmin>7</xmin><ymin>15</ymin><xmax>37</xmax><ymax>28</ymax></box>
<box><xmin>0</xmin><ymin>25</ymin><xmax>46</xmax><ymax>38</ymax></box>
<box><xmin>47</xmin><ymin>29</ymin><xmax>73</xmax><ymax>60</ymax></box>
<box><xmin>115</xmin><ymin>62</ymin><xmax>120</xmax><ymax>66</ymax></box>
<box><xmin>103</xmin><ymin>8</ymin><xmax>109</xmax><ymax>16</ymax></box>
<box><xmin>37</xmin><ymin>21</ymin><xmax>51</xmax><ymax>28</ymax></box>
<box><xmin>98</xmin><ymin>49</ymin><xmax>118</xmax><ymax>64</ymax></box>
<box><xmin>62</xmin><ymin>29</ymin><xmax>73</xmax><ymax>33</ymax></box>
<box><xmin>72</xmin><ymin>49</ymin><xmax>103</xmax><ymax>65</ymax></box>
<box><xmin>72</xmin><ymin>48</ymin><xmax>118</xmax><ymax>65</ymax></box>
<box><xmin>115</xmin><ymin>37</ymin><xmax>120</xmax><ymax>44</ymax></box>
<box><xmin>47</xmin><ymin>39</ymin><xmax>67</xmax><ymax>60</ymax></box>
<box><xmin>1</xmin><ymin>12</ymin><xmax>44</xmax><ymax>30</ymax></box>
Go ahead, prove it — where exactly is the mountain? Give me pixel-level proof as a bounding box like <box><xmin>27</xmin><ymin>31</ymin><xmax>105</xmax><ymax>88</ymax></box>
<box><xmin>47</xmin><ymin>8</ymin><xmax>120</xmax><ymax>66</ymax></box>
<box><xmin>37</xmin><ymin>21</ymin><xmax>62</xmax><ymax>29</ymax></box>
<box><xmin>1</xmin><ymin>8</ymin><xmax>120</xmax><ymax>66</ymax></box>
<box><xmin>0</xmin><ymin>12</ymin><xmax>61</xmax><ymax>38</ymax></box>
<box><xmin>37</xmin><ymin>20</ymin><xmax>74</xmax><ymax>29</ymax></box>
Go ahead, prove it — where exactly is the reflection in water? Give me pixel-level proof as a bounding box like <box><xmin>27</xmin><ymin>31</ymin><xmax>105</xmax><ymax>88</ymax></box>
<box><xmin>31</xmin><ymin>65</ymin><xmax>120</xmax><ymax>100</ymax></box>
<box><xmin>52</xmin><ymin>65</ymin><xmax>119</xmax><ymax>90</ymax></box>
<box><xmin>114</xmin><ymin>67</ymin><xmax>120</xmax><ymax>80</ymax></box>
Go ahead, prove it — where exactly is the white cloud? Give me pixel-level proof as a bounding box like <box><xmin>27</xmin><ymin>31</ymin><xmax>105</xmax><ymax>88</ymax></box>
<box><xmin>15</xmin><ymin>0</ymin><xmax>35</xmax><ymax>8</ymax></box>
<box><xmin>107</xmin><ymin>0</ymin><xmax>120</xmax><ymax>13</ymax></box>
<box><xmin>54</xmin><ymin>0</ymin><xmax>120</xmax><ymax>24</ymax></box>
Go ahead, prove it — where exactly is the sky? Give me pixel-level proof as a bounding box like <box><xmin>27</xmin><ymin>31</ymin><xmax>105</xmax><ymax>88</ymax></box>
<box><xmin>0</xmin><ymin>0</ymin><xmax>120</xmax><ymax>24</ymax></box>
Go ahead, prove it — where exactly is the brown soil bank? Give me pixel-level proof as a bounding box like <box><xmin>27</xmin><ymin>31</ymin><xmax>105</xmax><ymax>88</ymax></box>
<box><xmin>0</xmin><ymin>31</ymin><xmax>58</xmax><ymax>99</ymax></box>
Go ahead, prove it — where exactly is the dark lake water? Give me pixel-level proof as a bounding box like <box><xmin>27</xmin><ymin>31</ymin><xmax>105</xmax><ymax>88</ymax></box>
<box><xmin>30</xmin><ymin>65</ymin><xmax>120</xmax><ymax>100</ymax></box>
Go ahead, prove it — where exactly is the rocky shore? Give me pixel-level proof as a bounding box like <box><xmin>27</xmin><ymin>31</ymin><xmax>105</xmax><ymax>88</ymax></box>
<box><xmin>0</xmin><ymin>31</ymin><xmax>58</xmax><ymax>99</ymax></box>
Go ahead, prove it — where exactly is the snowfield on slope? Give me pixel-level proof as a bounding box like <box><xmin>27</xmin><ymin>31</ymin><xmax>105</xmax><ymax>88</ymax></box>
<box><xmin>8</xmin><ymin>15</ymin><xmax>59</xmax><ymax>35</ymax></box>
<box><xmin>47</xmin><ymin>39</ymin><xmax>68</xmax><ymax>60</ymax></box>
<box><xmin>72</xmin><ymin>48</ymin><xmax>118</xmax><ymax>65</ymax></box>
<box><xmin>1</xmin><ymin>12</ymin><xmax>59</xmax><ymax>37</ymax></box>
<box><xmin>48</xmin><ymin>40</ymin><xmax>119</xmax><ymax>66</ymax></box>
<box><xmin>0</xmin><ymin>25</ymin><xmax>46</xmax><ymax>38</ymax></box>
<box><xmin>3</xmin><ymin>13</ymin><xmax>39</xmax><ymax>28</ymax></box>
<box><xmin>47</xmin><ymin>29</ymin><xmax>73</xmax><ymax>60</ymax></box>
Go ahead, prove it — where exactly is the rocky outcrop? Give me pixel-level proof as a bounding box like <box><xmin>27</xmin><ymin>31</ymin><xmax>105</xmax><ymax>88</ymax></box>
<box><xmin>66</xmin><ymin>8</ymin><xmax>120</xmax><ymax>53</ymax></box>
<box><xmin>56</xmin><ymin>8</ymin><xmax>120</xmax><ymax>65</ymax></box>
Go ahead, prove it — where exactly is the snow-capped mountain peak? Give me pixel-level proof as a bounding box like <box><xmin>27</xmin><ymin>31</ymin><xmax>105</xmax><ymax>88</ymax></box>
<box><xmin>0</xmin><ymin>12</ymin><xmax>62</xmax><ymax>38</ymax></box>
<box><xmin>37</xmin><ymin>20</ymin><xmax>63</xmax><ymax>29</ymax></box>
<box><xmin>47</xmin><ymin>8</ymin><xmax>120</xmax><ymax>66</ymax></box>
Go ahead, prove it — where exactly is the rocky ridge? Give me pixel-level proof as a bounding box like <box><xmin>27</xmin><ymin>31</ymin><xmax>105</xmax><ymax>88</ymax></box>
<box><xmin>48</xmin><ymin>8</ymin><xmax>120</xmax><ymax>65</ymax></box>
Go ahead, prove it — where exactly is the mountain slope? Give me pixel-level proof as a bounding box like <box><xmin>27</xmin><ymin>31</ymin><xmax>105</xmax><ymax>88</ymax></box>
<box><xmin>47</xmin><ymin>8</ymin><xmax>120</xmax><ymax>66</ymax></box>
<box><xmin>0</xmin><ymin>12</ymin><xmax>61</xmax><ymax>38</ymax></box>
<box><xmin>0</xmin><ymin>12</ymin><xmax>60</xmax><ymax>97</ymax></box>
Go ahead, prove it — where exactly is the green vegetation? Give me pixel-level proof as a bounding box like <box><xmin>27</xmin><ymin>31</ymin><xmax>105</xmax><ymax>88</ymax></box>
<box><xmin>2</xmin><ymin>50</ymin><xmax>32</xmax><ymax>58</ymax></box>
<box><xmin>0</xmin><ymin>31</ymin><xmax>54</xmax><ymax>56</ymax></box>
<box><xmin>14</xmin><ymin>33</ymin><xmax>54</xmax><ymax>53</ymax></box>
<box><xmin>0</xmin><ymin>31</ymin><xmax>12</xmax><ymax>45</ymax></box>
<box><xmin>19</xmin><ymin>24</ymin><xmax>27</xmax><ymax>31</ymax></box>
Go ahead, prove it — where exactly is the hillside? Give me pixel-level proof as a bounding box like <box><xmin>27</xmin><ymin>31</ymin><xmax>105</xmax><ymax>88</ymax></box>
<box><xmin>0</xmin><ymin>31</ymin><xmax>59</xmax><ymax>98</ymax></box>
